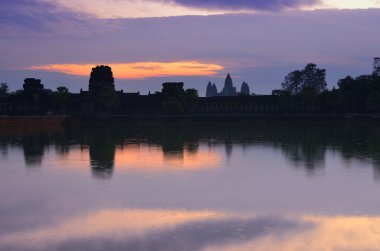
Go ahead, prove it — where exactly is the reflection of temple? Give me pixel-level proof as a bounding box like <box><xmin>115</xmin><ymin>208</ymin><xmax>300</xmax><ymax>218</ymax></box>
<box><xmin>22</xmin><ymin>134</ymin><xmax>45</xmax><ymax>166</ymax></box>
<box><xmin>2</xmin><ymin>121</ymin><xmax>380</xmax><ymax>180</ymax></box>
<box><xmin>87</xmin><ymin>127</ymin><xmax>117</xmax><ymax>179</ymax></box>
<box><xmin>206</xmin><ymin>74</ymin><xmax>251</xmax><ymax>97</ymax></box>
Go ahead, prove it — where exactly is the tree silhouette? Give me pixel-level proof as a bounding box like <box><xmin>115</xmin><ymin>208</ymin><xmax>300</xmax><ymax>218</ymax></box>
<box><xmin>0</xmin><ymin>83</ymin><xmax>9</xmax><ymax>98</ymax></box>
<box><xmin>282</xmin><ymin>70</ymin><xmax>302</xmax><ymax>95</ymax></box>
<box><xmin>282</xmin><ymin>64</ymin><xmax>327</xmax><ymax>95</ymax></box>
<box><xmin>55</xmin><ymin>86</ymin><xmax>69</xmax><ymax>114</ymax></box>
<box><xmin>301</xmin><ymin>63</ymin><xmax>327</xmax><ymax>94</ymax></box>
<box><xmin>57</xmin><ymin>86</ymin><xmax>68</xmax><ymax>93</ymax></box>
<box><xmin>373</xmin><ymin>57</ymin><xmax>380</xmax><ymax>77</ymax></box>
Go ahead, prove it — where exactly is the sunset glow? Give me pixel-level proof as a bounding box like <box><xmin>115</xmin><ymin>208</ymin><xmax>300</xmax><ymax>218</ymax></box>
<box><xmin>30</xmin><ymin>61</ymin><xmax>224</xmax><ymax>79</ymax></box>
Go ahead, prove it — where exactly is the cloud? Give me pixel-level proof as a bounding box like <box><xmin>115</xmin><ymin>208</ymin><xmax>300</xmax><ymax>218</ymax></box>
<box><xmin>168</xmin><ymin>0</ymin><xmax>320</xmax><ymax>11</ymax></box>
<box><xmin>0</xmin><ymin>0</ymin><xmax>59</xmax><ymax>33</ymax></box>
<box><xmin>46</xmin><ymin>0</ymin><xmax>380</xmax><ymax>19</ymax></box>
<box><xmin>46</xmin><ymin>0</ymin><xmax>225</xmax><ymax>18</ymax></box>
<box><xmin>320</xmin><ymin>0</ymin><xmax>380</xmax><ymax>10</ymax></box>
<box><xmin>45</xmin><ymin>0</ymin><xmax>321</xmax><ymax>19</ymax></box>
<box><xmin>0</xmin><ymin>0</ymin><xmax>119</xmax><ymax>36</ymax></box>
<box><xmin>1</xmin><ymin>0</ymin><xmax>379</xmax><ymax>24</ymax></box>
<box><xmin>30</xmin><ymin>62</ymin><xmax>224</xmax><ymax>79</ymax></box>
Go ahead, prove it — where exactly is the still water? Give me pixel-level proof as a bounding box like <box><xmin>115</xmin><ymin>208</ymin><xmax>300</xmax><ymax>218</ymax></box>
<box><xmin>0</xmin><ymin>120</ymin><xmax>380</xmax><ymax>250</ymax></box>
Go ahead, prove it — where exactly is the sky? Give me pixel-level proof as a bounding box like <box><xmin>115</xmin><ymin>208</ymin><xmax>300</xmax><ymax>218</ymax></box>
<box><xmin>1</xmin><ymin>0</ymin><xmax>380</xmax><ymax>95</ymax></box>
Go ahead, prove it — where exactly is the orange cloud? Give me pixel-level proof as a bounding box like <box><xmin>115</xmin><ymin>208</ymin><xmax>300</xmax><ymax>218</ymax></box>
<box><xmin>30</xmin><ymin>61</ymin><xmax>224</xmax><ymax>79</ymax></box>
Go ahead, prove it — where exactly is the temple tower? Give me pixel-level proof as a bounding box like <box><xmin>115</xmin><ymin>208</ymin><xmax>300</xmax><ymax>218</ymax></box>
<box><xmin>220</xmin><ymin>73</ymin><xmax>237</xmax><ymax>96</ymax></box>
<box><xmin>89</xmin><ymin>65</ymin><xmax>115</xmax><ymax>94</ymax></box>
<box><xmin>241</xmin><ymin>81</ymin><xmax>250</xmax><ymax>95</ymax></box>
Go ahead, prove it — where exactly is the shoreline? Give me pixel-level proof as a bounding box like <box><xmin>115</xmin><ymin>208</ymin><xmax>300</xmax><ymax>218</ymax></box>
<box><xmin>1</xmin><ymin>114</ymin><xmax>380</xmax><ymax>127</ymax></box>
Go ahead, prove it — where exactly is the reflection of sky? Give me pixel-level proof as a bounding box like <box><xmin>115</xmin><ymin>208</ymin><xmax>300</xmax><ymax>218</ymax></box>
<box><xmin>0</xmin><ymin>208</ymin><xmax>379</xmax><ymax>251</ymax></box>
<box><xmin>1</xmin><ymin>139</ymin><xmax>380</xmax><ymax>250</ymax></box>
<box><xmin>53</xmin><ymin>144</ymin><xmax>221</xmax><ymax>171</ymax></box>
<box><xmin>205</xmin><ymin>215</ymin><xmax>380</xmax><ymax>251</ymax></box>
<box><xmin>116</xmin><ymin>145</ymin><xmax>221</xmax><ymax>171</ymax></box>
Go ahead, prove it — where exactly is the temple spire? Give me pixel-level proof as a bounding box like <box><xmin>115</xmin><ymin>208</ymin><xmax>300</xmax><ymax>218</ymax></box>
<box><xmin>221</xmin><ymin>73</ymin><xmax>236</xmax><ymax>96</ymax></box>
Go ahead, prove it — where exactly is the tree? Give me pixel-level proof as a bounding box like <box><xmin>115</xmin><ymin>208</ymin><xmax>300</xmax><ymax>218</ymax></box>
<box><xmin>185</xmin><ymin>88</ymin><xmax>198</xmax><ymax>100</ymax></box>
<box><xmin>185</xmin><ymin>88</ymin><xmax>198</xmax><ymax>109</ymax></box>
<box><xmin>338</xmin><ymin>75</ymin><xmax>371</xmax><ymax>113</ymax></box>
<box><xmin>367</xmin><ymin>91</ymin><xmax>380</xmax><ymax>112</ymax></box>
<box><xmin>326</xmin><ymin>87</ymin><xmax>343</xmax><ymax>113</ymax></box>
<box><xmin>57</xmin><ymin>86</ymin><xmax>68</xmax><ymax>94</ymax></box>
<box><xmin>301</xmin><ymin>63</ymin><xmax>327</xmax><ymax>93</ymax></box>
<box><xmin>0</xmin><ymin>83</ymin><xmax>9</xmax><ymax>98</ymax></box>
<box><xmin>373</xmin><ymin>57</ymin><xmax>380</xmax><ymax>77</ymax></box>
<box><xmin>281</xmin><ymin>70</ymin><xmax>302</xmax><ymax>95</ymax></box>
<box><xmin>55</xmin><ymin>86</ymin><xmax>70</xmax><ymax>114</ymax></box>
<box><xmin>281</xmin><ymin>64</ymin><xmax>327</xmax><ymax>95</ymax></box>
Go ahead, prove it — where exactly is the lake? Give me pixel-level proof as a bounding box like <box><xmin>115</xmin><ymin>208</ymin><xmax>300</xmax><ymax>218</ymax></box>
<box><xmin>0</xmin><ymin>120</ymin><xmax>380</xmax><ymax>250</ymax></box>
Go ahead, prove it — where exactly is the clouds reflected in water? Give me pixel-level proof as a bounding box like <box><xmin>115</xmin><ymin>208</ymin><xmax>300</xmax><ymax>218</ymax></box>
<box><xmin>1</xmin><ymin>208</ymin><xmax>379</xmax><ymax>251</ymax></box>
<box><xmin>0</xmin><ymin>209</ymin><xmax>307</xmax><ymax>251</ymax></box>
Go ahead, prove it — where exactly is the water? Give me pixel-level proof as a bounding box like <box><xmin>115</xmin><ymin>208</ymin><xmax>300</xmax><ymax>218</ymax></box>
<box><xmin>0</xmin><ymin>120</ymin><xmax>380</xmax><ymax>250</ymax></box>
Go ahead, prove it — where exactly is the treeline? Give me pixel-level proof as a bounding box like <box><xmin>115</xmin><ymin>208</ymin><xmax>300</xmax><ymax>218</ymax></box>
<box><xmin>277</xmin><ymin>58</ymin><xmax>380</xmax><ymax>113</ymax></box>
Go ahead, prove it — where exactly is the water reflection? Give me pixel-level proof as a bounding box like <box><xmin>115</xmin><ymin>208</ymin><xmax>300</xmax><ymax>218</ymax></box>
<box><xmin>88</xmin><ymin>130</ymin><xmax>117</xmax><ymax>179</ymax></box>
<box><xmin>1</xmin><ymin>121</ymin><xmax>380</xmax><ymax>250</ymax></box>
<box><xmin>0</xmin><ymin>208</ymin><xmax>379</xmax><ymax>251</ymax></box>
<box><xmin>1</xmin><ymin>121</ymin><xmax>380</xmax><ymax>179</ymax></box>
<box><xmin>0</xmin><ymin>209</ymin><xmax>306</xmax><ymax>251</ymax></box>
<box><xmin>115</xmin><ymin>146</ymin><xmax>220</xmax><ymax>171</ymax></box>
<box><xmin>22</xmin><ymin>134</ymin><xmax>46</xmax><ymax>167</ymax></box>
<box><xmin>206</xmin><ymin>215</ymin><xmax>380</xmax><ymax>251</ymax></box>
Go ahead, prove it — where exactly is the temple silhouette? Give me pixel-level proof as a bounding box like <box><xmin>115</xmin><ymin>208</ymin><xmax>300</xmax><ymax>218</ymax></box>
<box><xmin>206</xmin><ymin>74</ymin><xmax>250</xmax><ymax>97</ymax></box>
<box><xmin>1</xmin><ymin>58</ymin><xmax>380</xmax><ymax>116</ymax></box>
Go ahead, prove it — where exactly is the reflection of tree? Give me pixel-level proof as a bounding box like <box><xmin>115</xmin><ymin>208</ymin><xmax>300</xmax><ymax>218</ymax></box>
<box><xmin>373</xmin><ymin>160</ymin><xmax>380</xmax><ymax>181</ymax></box>
<box><xmin>150</xmin><ymin>122</ymin><xmax>199</xmax><ymax>160</ymax></box>
<box><xmin>54</xmin><ymin>130</ymin><xmax>71</xmax><ymax>156</ymax></box>
<box><xmin>225</xmin><ymin>142</ymin><xmax>233</xmax><ymax>160</ymax></box>
<box><xmin>2</xmin><ymin>120</ymin><xmax>380</xmax><ymax>180</ymax></box>
<box><xmin>282</xmin><ymin>143</ymin><xmax>325</xmax><ymax>172</ymax></box>
<box><xmin>186</xmin><ymin>143</ymin><xmax>199</xmax><ymax>155</ymax></box>
<box><xmin>0</xmin><ymin>141</ymin><xmax>7</xmax><ymax>159</ymax></box>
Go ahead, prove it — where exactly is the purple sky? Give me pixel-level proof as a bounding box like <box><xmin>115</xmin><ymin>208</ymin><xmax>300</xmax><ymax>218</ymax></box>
<box><xmin>1</xmin><ymin>0</ymin><xmax>379</xmax><ymax>95</ymax></box>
